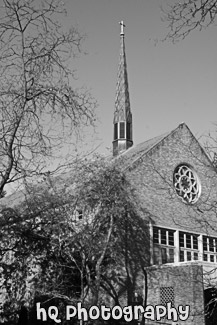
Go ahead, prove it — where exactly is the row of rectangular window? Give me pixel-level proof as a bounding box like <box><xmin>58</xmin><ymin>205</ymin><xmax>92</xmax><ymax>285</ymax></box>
<box><xmin>153</xmin><ymin>228</ymin><xmax>174</xmax><ymax>246</ymax></box>
<box><xmin>179</xmin><ymin>232</ymin><xmax>198</xmax><ymax>250</ymax></box>
<box><xmin>153</xmin><ymin>246</ymin><xmax>174</xmax><ymax>265</ymax></box>
<box><xmin>203</xmin><ymin>236</ymin><xmax>217</xmax><ymax>252</ymax></box>
<box><xmin>179</xmin><ymin>250</ymin><xmax>198</xmax><ymax>262</ymax></box>
<box><xmin>154</xmin><ymin>227</ymin><xmax>217</xmax><ymax>252</ymax></box>
<box><xmin>154</xmin><ymin>247</ymin><xmax>217</xmax><ymax>264</ymax></box>
<box><xmin>153</xmin><ymin>227</ymin><xmax>217</xmax><ymax>265</ymax></box>
<box><xmin>154</xmin><ymin>246</ymin><xmax>200</xmax><ymax>264</ymax></box>
<box><xmin>203</xmin><ymin>253</ymin><xmax>216</xmax><ymax>263</ymax></box>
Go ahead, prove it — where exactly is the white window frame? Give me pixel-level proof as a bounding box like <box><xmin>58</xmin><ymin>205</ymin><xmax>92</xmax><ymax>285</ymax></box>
<box><xmin>153</xmin><ymin>227</ymin><xmax>175</xmax><ymax>265</ymax></box>
<box><xmin>203</xmin><ymin>236</ymin><xmax>217</xmax><ymax>263</ymax></box>
<box><xmin>179</xmin><ymin>232</ymin><xmax>199</xmax><ymax>262</ymax></box>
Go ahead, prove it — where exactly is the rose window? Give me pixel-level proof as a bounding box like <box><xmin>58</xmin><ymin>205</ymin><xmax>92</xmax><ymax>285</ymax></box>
<box><xmin>173</xmin><ymin>164</ymin><xmax>201</xmax><ymax>204</ymax></box>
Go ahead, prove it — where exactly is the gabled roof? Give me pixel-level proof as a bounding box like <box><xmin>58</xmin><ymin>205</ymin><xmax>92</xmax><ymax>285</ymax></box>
<box><xmin>120</xmin><ymin>130</ymin><xmax>170</xmax><ymax>167</ymax></box>
<box><xmin>0</xmin><ymin>122</ymin><xmax>215</xmax><ymax>235</ymax></box>
<box><xmin>0</xmin><ymin>129</ymin><xmax>172</xmax><ymax>210</ymax></box>
<box><xmin>120</xmin><ymin>122</ymin><xmax>213</xmax><ymax>170</ymax></box>
<box><xmin>119</xmin><ymin>122</ymin><xmax>217</xmax><ymax>236</ymax></box>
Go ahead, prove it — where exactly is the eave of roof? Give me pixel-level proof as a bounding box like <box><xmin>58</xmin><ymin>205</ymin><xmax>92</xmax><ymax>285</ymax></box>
<box><xmin>116</xmin><ymin>124</ymin><xmax>180</xmax><ymax>170</ymax></box>
<box><xmin>1</xmin><ymin>122</ymin><xmax>214</xmax><ymax>209</ymax></box>
<box><xmin>117</xmin><ymin>122</ymin><xmax>215</xmax><ymax>171</ymax></box>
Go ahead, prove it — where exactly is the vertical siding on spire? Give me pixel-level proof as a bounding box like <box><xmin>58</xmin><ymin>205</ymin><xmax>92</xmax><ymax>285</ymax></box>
<box><xmin>114</xmin><ymin>33</ymin><xmax>132</xmax><ymax>124</ymax></box>
<box><xmin>113</xmin><ymin>21</ymin><xmax>133</xmax><ymax>156</ymax></box>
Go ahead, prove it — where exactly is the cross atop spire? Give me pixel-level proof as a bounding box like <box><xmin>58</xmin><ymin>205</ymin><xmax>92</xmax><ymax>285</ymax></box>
<box><xmin>112</xmin><ymin>21</ymin><xmax>133</xmax><ymax>156</ymax></box>
<box><xmin>119</xmin><ymin>20</ymin><xmax>125</xmax><ymax>36</ymax></box>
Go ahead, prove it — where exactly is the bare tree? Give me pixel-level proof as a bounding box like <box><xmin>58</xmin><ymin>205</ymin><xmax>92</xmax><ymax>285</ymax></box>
<box><xmin>163</xmin><ymin>0</ymin><xmax>217</xmax><ymax>42</ymax></box>
<box><xmin>0</xmin><ymin>0</ymin><xmax>96</xmax><ymax>196</ymax></box>
<box><xmin>0</xmin><ymin>156</ymin><xmax>150</xmax><ymax>324</ymax></box>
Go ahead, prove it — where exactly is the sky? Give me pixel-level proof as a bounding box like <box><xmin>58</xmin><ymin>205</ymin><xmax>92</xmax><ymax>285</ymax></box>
<box><xmin>61</xmin><ymin>0</ymin><xmax>217</xmax><ymax>156</ymax></box>
<box><xmin>2</xmin><ymin>0</ymin><xmax>217</xmax><ymax>194</ymax></box>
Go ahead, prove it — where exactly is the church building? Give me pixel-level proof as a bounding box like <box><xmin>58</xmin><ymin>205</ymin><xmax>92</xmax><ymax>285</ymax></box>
<box><xmin>0</xmin><ymin>20</ymin><xmax>217</xmax><ymax>325</ymax></box>
<box><xmin>114</xmin><ymin>21</ymin><xmax>217</xmax><ymax>325</ymax></box>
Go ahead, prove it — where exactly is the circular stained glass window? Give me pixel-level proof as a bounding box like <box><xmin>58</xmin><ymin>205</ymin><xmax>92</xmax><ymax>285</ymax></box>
<box><xmin>173</xmin><ymin>164</ymin><xmax>201</xmax><ymax>204</ymax></box>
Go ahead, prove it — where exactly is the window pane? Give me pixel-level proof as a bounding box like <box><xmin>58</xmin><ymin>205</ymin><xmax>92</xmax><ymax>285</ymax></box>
<box><xmin>153</xmin><ymin>228</ymin><xmax>159</xmax><ymax>244</ymax></box>
<box><xmin>209</xmin><ymin>239</ymin><xmax>214</xmax><ymax>252</ymax></box>
<box><xmin>203</xmin><ymin>236</ymin><xmax>207</xmax><ymax>251</ymax></box>
<box><xmin>168</xmin><ymin>231</ymin><xmax>174</xmax><ymax>246</ymax></box>
<box><xmin>114</xmin><ymin>123</ymin><xmax>118</xmax><ymax>140</ymax></box>
<box><xmin>161</xmin><ymin>230</ymin><xmax>166</xmax><ymax>245</ymax></box>
<box><xmin>120</xmin><ymin>122</ymin><xmax>125</xmax><ymax>138</ymax></box>
<box><xmin>203</xmin><ymin>254</ymin><xmax>208</xmax><ymax>261</ymax></box>
<box><xmin>187</xmin><ymin>251</ymin><xmax>192</xmax><ymax>261</ymax></box>
<box><xmin>193</xmin><ymin>252</ymin><xmax>198</xmax><ymax>260</ymax></box>
<box><xmin>153</xmin><ymin>246</ymin><xmax>160</xmax><ymax>265</ymax></box>
<box><xmin>169</xmin><ymin>249</ymin><xmax>174</xmax><ymax>263</ymax></box>
<box><xmin>161</xmin><ymin>247</ymin><xmax>167</xmax><ymax>264</ymax></box>
<box><xmin>193</xmin><ymin>235</ymin><xmax>198</xmax><ymax>250</ymax></box>
<box><xmin>179</xmin><ymin>233</ymin><xmax>184</xmax><ymax>248</ymax></box>
<box><xmin>210</xmin><ymin>255</ymin><xmax>214</xmax><ymax>262</ymax></box>
<box><xmin>180</xmin><ymin>250</ymin><xmax>184</xmax><ymax>262</ymax></box>
<box><xmin>127</xmin><ymin>122</ymin><xmax>131</xmax><ymax>140</ymax></box>
<box><xmin>186</xmin><ymin>234</ymin><xmax>191</xmax><ymax>249</ymax></box>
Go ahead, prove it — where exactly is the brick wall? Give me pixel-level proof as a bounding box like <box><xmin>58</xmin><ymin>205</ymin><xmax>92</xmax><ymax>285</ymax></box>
<box><xmin>122</xmin><ymin>123</ymin><xmax>217</xmax><ymax>325</ymax></box>
<box><xmin>126</xmin><ymin>123</ymin><xmax>217</xmax><ymax>236</ymax></box>
<box><xmin>146</xmin><ymin>263</ymin><xmax>205</xmax><ymax>325</ymax></box>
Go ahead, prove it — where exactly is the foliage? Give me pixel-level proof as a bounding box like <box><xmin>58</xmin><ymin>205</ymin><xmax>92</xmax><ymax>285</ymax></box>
<box><xmin>0</xmin><ymin>156</ymin><xmax>150</xmax><ymax>324</ymax></box>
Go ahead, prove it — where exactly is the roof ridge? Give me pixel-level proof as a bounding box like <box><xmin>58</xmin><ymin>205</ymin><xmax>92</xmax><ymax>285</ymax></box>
<box><xmin>180</xmin><ymin>123</ymin><xmax>214</xmax><ymax>167</ymax></box>
<box><xmin>125</xmin><ymin>124</ymin><xmax>181</xmax><ymax>169</ymax></box>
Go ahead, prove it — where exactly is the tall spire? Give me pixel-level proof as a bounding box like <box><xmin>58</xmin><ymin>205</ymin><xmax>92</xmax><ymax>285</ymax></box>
<box><xmin>113</xmin><ymin>21</ymin><xmax>133</xmax><ymax>156</ymax></box>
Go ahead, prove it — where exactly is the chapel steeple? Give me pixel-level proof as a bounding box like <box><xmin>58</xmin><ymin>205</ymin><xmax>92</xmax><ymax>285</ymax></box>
<box><xmin>113</xmin><ymin>21</ymin><xmax>133</xmax><ymax>157</ymax></box>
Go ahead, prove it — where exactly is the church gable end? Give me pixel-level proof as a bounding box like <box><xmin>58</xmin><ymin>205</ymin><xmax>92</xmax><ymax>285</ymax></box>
<box><xmin>125</xmin><ymin>122</ymin><xmax>217</xmax><ymax>235</ymax></box>
<box><xmin>122</xmin><ymin>123</ymin><xmax>217</xmax><ymax>325</ymax></box>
